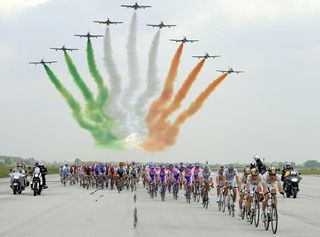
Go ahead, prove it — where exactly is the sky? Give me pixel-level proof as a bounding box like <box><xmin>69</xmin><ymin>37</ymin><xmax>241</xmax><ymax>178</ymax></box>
<box><xmin>0</xmin><ymin>0</ymin><xmax>319</xmax><ymax>164</ymax></box>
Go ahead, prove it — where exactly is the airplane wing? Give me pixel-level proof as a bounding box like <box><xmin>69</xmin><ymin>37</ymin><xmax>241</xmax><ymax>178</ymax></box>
<box><xmin>210</xmin><ymin>55</ymin><xmax>221</xmax><ymax>58</ymax></box>
<box><xmin>140</xmin><ymin>5</ymin><xmax>151</xmax><ymax>8</ymax></box>
<box><xmin>46</xmin><ymin>61</ymin><xmax>57</xmax><ymax>64</ymax></box>
<box><xmin>121</xmin><ymin>5</ymin><xmax>133</xmax><ymax>8</ymax></box>
<box><xmin>29</xmin><ymin>62</ymin><xmax>41</xmax><ymax>65</ymax></box>
<box><xmin>234</xmin><ymin>71</ymin><xmax>244</xmax><ymax>74</ymax></box>
<box><xmin>67</xmin><ymin>48</ymin><xmax>78</xmax><ymax>51</ymax></box>
<box><xmin>192</xmin><ymin>56</ymin><xmax>203</xmax><ymax>58</ymax></box>
<box><xmin>216</xmin><ymin>70</ymin><xmax>227</xmax><ymax>73</ymax></box>
<box><xmin>91</xmin><ymin>35</ymin><xmax>103</xmax><ymax>38</ymax></box>
<box><xmin>93</xmin><ymin>21</ymin><xmax>105</xmax><ymax>24</ymax></box>
<box><xmin>50</xmin><ymin>48</ymin><xmax>60</xmax><ymax>51</ymax></box>
<box><xmin>169</xmin><ymin>39</ymin><xmax>182</xmax><ymax>42</ymax></box>
<box><xmin>188</xmin><ymin>39</ymin><xmax>199</xmax><ymax>43</ymax></box>
<box><xmin>74</xmin><ymin>34</ymin><xmax>85</xmax><ymax>37</ymax></box>
<box><xmin>113</xmin><ymin>21</ymin><xmax>123</xmax><ymax>24</ymax></box>
<box><xmin>146</xmin><ymin>24</ymin><xmax>158</xmax><ymax>27</ymax></box>
<box><xmin>166</xmin><ymin>24</ymin><xmax>176</xmax><ymax>27</ymax></box>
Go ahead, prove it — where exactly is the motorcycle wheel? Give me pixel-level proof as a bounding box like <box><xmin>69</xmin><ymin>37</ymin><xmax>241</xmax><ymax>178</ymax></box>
<box><xmin>293</xmin><ymin>189</ymin><xmax>297</xmax><ymax>199</ymax></box>
<box><xmin>13</xmin><ymin>189</ymin><xmax>17</xmax><ymax>195</ymax></box>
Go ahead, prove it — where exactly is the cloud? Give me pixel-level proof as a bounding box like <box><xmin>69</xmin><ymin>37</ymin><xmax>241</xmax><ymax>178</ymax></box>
<box><xmin>0</xmin><ymin>42</ymin><xmax>15</xmax><ymax>62</ymax></box>
<box><xmin>177</xmin><ymin>0</ymin><xmax>320</xmax><ymax>30</ymax></box>
<box><xmin>0</xmin><ymin>0</ymin><xmax>49</xmax><ymax>17</ymax></box>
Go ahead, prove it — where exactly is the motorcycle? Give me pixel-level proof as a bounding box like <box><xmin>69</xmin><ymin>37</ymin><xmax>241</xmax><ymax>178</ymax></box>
<box><xmin>284</xmin><ymin>170</ymin><xmax>301</xmax><ymax>199</ymax></box>
<box><xmin>31</xmin><ymin>169</ymin><xmax>43</xmax><ymax>196</ymax></box>
<box><xmin>9</xmin><ymin>170</ymin><xmax>25</xmax><ymax>195</ymax></box>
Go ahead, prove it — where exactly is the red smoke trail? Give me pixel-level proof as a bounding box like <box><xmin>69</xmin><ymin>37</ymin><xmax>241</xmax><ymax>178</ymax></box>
<box><xmin>145</xmin><ymin>43</ymin><xmax>184</xmax><ymax>125</ymax></box>
<box><xmin>141</xmin><ymin>73</ymin><xmax>228</xmax><ymax>152</ymax></box>
<box><xmin>159</xmin><ymin>59</ymin><xmax>205</xmax><ymax>121</ymax></box>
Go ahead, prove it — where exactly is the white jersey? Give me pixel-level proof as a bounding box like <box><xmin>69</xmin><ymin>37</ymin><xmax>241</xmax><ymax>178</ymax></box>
<box><xmin>223</xmin><ymin>169</ymin><xmax>238</xmax><ymax>182</ymax></box>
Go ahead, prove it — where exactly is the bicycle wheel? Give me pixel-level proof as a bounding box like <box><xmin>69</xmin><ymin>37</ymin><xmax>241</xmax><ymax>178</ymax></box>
<box><xmin>232</xmin><ymin>203</ymin><xmax>235</xmax><ymax>217</ymax></box>
<box><xmin>254</xmin><ymin>201</ymin><xmax>260</xmax><ymax>227</ymax></box>
<box><xmin>271</xmin><ymin>205</ymin><xmax>278</xmax><ymax>234</ymax></box>
<box><xmin>227</xmin><ymin>195</ymin><xmax>231</xmax><ymax>215</ymax></box>
<box><xmin>250</xmin><ymin>208</ymin><xmax>255</xmax><ymax>225</ymax></box>
<box><xmin>222</xmin><ymin>198</ymin><xmax>226</xmax><ymax>213</ymax></box>
<box><xmin>241</xmin><ymin>206</ymin><xmax>245</xmax><ymax>220</ymax></box>
<box><xmin>264</xmin><ymin>212</ymin><xmax>270</xmax><ymax>231</ymax></box>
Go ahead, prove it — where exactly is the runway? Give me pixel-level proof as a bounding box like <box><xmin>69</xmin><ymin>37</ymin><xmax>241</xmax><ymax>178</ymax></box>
<box><xmin>0</xmin><ymin>175</ymin><xmax>319</xmax><ymax>237</ymax></box>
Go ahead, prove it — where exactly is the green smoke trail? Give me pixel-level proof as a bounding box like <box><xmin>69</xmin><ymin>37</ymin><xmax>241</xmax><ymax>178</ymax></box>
<box><xmin>64</xmin><ymin>52</ymin><xmax>106</xmax><ymax>123</ymax></box>
<box><xmin>44</xmin><ymin>65</ymin><xmax>124</xmax><ymax>150</ymax></box>
<box><xmin>86</xmin><ymin>39</ymin><xmax>108</xmax><ymax>108</ymax></box>
<box><xmin>44</xmin><ymin>65</ymin><xmax>95</xmax><ymax>131</ymax></box>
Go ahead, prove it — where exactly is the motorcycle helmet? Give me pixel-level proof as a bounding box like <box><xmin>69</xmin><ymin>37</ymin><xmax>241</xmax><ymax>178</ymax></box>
<box><xmin>253</xmin><ymin>154</ymin><xmax>260</xmax><ymax>161</ymax></box>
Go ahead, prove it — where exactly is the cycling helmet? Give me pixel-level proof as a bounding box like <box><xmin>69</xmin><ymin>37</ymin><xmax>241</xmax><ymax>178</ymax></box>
<box><xmin>268</xmin><ymin>167</ymin><xmax>277</xmax><ymax>175</ymax></box>
<box><xmin>35</xmin><ymin>162</ymin><xmax>39</xmax><ymax>167</ymax></box>
<box><xmin>195</xmin><ymin>162</ymin><xmax>200</xmax><ymax>167</ymax></box>
<box><xmin>244</xmin><ymin>167</ymin><xmax>251</xmax><ymax>175</ymax></box>
<box><xmin>228</xmin><ymin>164</ymin><xmax>234</xmax><ymax>172</ymax></box>
<box><xmin>188</xmin><ymin>164</ymin><xmax>193</xmax><ymax>169</ymax></box>
<box><xmin>251</xmin><ymin>167</ymin><xmax>259</xmax><ymax>176</ymax></box>
<box><xmin>168</xmin><ymin>164</ymin><xmax>173</xmax><ymax>169</ymax></box>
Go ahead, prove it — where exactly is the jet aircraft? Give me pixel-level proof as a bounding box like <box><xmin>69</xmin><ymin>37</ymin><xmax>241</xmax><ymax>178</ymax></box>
<box><xmin>29</xmin><ymin>59</ymin><xmax>57</xmax><ymax>65</ymax></box>
<box><xmin>50</xmin><ymin>46</ymin><xmax>78</xmax><ymax>52</ymax></box>
<box><xmin>93</xmin><ymin>18</ymin><xmax>123</xmax><ymax>25</ymax></box>
<box><xmin>216</xmin><ymin>67</ymin><xmax>244</xmax><ymax>74</ymax></box>
<box><xmin>170</xmin><ymin>36</ymin><xmax>199</xmax><ymax>43</ymax></box>
<box><xmin>192</xmin><ymin>53</ymin><xmax>221</xmax><ymax>59</ymax></box>
<box><xmin>147</xmin><ymin>21</ymin><xmax>176</xmax><ymax>29</ymax></box>
<box><xmin>74</xmin><ymin>32</ymin><xmax>103</xmax><ymax>39</ymax></box>
<box><xmin>121</xmin><ymin>2</ymin><xmax>151</xmax><ymax>10</ymax></box>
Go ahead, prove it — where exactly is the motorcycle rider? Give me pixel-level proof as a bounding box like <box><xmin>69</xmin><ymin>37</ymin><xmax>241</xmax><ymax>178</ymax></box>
<box><xmin>281</xmin><ymin>162</ymin><xmax>293</xmax><ymax>189</ymax></box>
<box><xmin>37</xmin><ymin>161</ymin><xmax>48</xmax><ymax>189</ymax></box>
<box><xmin>10</xmin><ymin>161</ymin><xmax>28</xmax><ymax>189</ymax></box>
<box><xmin>30</xmin><ymin>166</ymin><xmax>43</xmax><ymax>188</ymax></box>
<box><xmin>253</xmin><ymin>154</ymin><xmax>266</xmax><ymax>174</ymax></box>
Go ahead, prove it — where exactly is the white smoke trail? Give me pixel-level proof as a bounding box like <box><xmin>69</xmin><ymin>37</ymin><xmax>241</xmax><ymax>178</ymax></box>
<box><xmin>120</xmin><ymin>12</ymin><xmax>142</xmax><ymax>145</ymax></box>
<box><xmin>103</xmin><ymin>26</ymin><xmax>128</xmax><ymax>137</ymax></box>
<box><xmin>135</xmin><ymin>30</ymin><xmax>161</xmax><ymax>117</ymax></box>
<box><xmin>134</xmin><ymin>30</ymin><xmax>161</xmax><ymax>138</ymax></box>
<box><xmin>122</xmin><ymin>12</ymin><xmax>140</xmax><ymax>112</ymax></box>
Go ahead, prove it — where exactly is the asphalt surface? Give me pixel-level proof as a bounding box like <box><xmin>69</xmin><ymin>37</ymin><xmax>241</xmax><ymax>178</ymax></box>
<box><xmin>0</xmin><ymin>174</ymin><xmax>319</xmax><ymax>237</ymax></box>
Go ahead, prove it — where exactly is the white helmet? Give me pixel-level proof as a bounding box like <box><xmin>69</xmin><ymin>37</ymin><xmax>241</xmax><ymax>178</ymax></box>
<box><xmin>253</xmin><ymin>154</ymin><xmax>260</xmax><ymax>161</ymax></box>
<box><xmin>34</xmin><ymin>167</ymin><xmax>41</xmax><ymax>174</ymax></box>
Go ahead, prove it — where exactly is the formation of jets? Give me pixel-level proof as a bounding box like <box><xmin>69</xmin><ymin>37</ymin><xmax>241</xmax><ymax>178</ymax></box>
<box><xmin>170</xmin><ymin>36</ymin><xmax>199</xmax><ymax>43</ymax></box>
<box><xmin>192</xmin><ymin>53</ymin><xmax>221</xmax><ymax>59</ymax></box>
<box><xmin>94</xmin><ymin>18</ymin><xmax>123</xmax><ymax>25</ymax></box>
<box><xmin>50</xmin><ymin>45</ymin><xmax>78</xmax><ymax>52</ymax></box>
<box><xmin>147</xmin><ymin>21</ymin><xmax>176</xmax><ymax>29</ymax></box>
<box><xmin>121</xmin><ymin>2</ymin><xmax>151</xmax><ymax>10</ymax></box>
<box><xmin>216</xmin><ymin>68</ymin><xmax>244</xmax><ymax>74</ymax></box>
<box><xmin>30</xmin><ymin>2</ymin><xmax>244</xmax><ymax>74</ymax></box>
<box><xmin>29</xmin><ymin>59</ymin><xmax>57</xmax><ymax>66</ymax></box>
<box><xmin>74</xmin><ymin>32</ymin><xmax>103</xmax><ymax>39</ymax></box>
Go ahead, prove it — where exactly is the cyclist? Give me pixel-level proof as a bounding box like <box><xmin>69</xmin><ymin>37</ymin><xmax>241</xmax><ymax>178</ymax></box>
<box><xmin>238</xmin><ymin>166</ymin><xmax>251</xmax><ymax>215</ymax></box>
<box><xmin>158</xmin><ymin>165</ymin><xmax>168</xmax><ymax>194</ymax></box>
<box><xmin>261</xmin><ymin>167</ymin><xmax>284</xmax><ymax>222</ymax></box>
<box><xmin>223</xmin><ymin>164</ymin><xmax>240</xmax><ymax>205</ymax></box>
<box><xmin>182</xmin><ymin>164</ymin><xmax>193</xmax><ymax>195</ymax></box>
<box><xmin>246</xmin><ymin>167</ymin><xmax>263</xmax><ymax>217</ymax></box>
<box><xmin>200</xmin><ymin>165</ymin><xmax>213</xmax><ymax>199</ymax></box>
<box><xmin>216</xmin><ymin>165</ymin><xmax>225</xmax><ymax>203</ymax></box>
